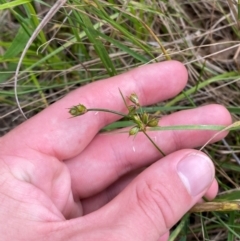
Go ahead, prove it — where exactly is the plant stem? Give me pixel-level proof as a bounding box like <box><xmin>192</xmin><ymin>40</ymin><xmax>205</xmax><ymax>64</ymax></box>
<box><xmin>87</xmin><ymin>108</ymin><xmax>128</xmax><ymax>118</ymax></box>
<box><xmin>142</xmin><ymin>130</ymin><xmax>166</xmax><ymax>156</ymax></box>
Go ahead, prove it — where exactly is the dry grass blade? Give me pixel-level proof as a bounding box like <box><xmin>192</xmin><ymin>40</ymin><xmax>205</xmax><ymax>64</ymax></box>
<box><xmin>14</xmin><ymin>0</ymin><xmax>68</xmax><ymax>119</ymax></box>
<box><xmin>227</xmin><ymin>0</ymin><xmax>240</xmax><ymax>27</ymax></box>
<box><xmin>199</xmin><ymin>121</ymin><xmax>240</xmax><ymax>151</ymax></box>
<box><xmin>190</xmin><ymin>201</ymin><xmax>240</xmax><ymax>212</ymax></box>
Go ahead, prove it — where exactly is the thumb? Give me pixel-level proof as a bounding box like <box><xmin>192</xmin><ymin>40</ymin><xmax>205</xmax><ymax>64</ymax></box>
<box><xmin>52</xmin><ymin>150</ymin><xmax>215</xmax><ymax>241</ymax></box>
<box><xmin>99</xmin><ymin>150</ymin><xmax>215</xmax><ymax>240</ymax></box>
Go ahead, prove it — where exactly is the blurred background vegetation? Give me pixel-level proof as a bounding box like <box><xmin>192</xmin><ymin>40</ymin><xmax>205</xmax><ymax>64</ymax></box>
<box><xmin>1</xmin><ymin>0</ymin><xmax>240</xmax><ymax>240</ymax></box>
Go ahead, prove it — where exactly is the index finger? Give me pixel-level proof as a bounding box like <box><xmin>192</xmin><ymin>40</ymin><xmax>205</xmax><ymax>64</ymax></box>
<box><xmin>3</xmin><ymin>61</ymin><xmax>188</xmax><ymax>160</ymax></box>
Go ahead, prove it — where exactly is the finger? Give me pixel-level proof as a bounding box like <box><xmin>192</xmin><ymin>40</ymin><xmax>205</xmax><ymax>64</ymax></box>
<box><xmin>54</xmin><ymin>150</ymin><xmax>215</xmax><ymax>241</ymax></box>
<box><xmin>204</xmin><ymin>179</ymin><xmax>218</xmax><ymax>200</ymax></box>
<box><xmin>3</xmin><ymin>61</ymin><xmax>187</xmax><ymax>160</ymax></box>
<box><xmin>93</xmin><ymin>150</ymin><xmax>215</xmax><ymax>240</ymax></box>
<box><xmin>81</xmin><ymin>169</ymin><xmax>142</xmax><ymax>215</ymax></box>
<box><xmin>66</xmin><ymin>104</ymin><xmax>231</xmax><ymax>197</ymax></box>
<box><xmin>158</xmin><ymin>233</ymin><xmax>169</xmax><ymax>241</ymax></box>
<box><xmin>81</xmin><ymin>170</ymin><xmax>218</xmax><ymax>215</ymax></box>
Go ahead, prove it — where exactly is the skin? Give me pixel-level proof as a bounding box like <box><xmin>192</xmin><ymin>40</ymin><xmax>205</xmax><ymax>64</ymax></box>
<box><xmin>0</xmin><ymin>61</ymin><xmax>231</xmax><ymax>240</ymax></box>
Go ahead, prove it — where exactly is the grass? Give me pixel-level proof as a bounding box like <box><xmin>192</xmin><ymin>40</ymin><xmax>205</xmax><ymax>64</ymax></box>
<box><xmin>1</xmin><ymin>0</ymin><xmax>240</xmax><ymax>240</ymax></box>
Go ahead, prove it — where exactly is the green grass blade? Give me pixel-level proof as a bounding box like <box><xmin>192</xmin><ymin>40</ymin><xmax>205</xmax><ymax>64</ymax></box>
<box><xmin>169</xmin><ymin>214</ymin><xmax>189</xmax><ymax>241</ymax></box>
<box><xmin>3</xmin><ymin>24</ymin><xmax>31</xmax><ymax>59</ymax></box>
<box><xmin>227</xmin><ymin>212</ymin><xmax>235</xmax><ymax>241</ymax></box>
<box><xmin>215</xmin><ymin>190</ymin><xmax>240</xmax><ymax>202</ymax></box>
<box><xmin>165</xmin><ymin>72</ymin><xmax>240</xmax><ymax>107</ymax></box>
<box><xmin>75</xmin><ymin>9</ymin><xmax>116</xmax><ymax>76</ymax></box>
<box><xmin>97</xmin><ymin>31</ymin><xmax>149</xmax><ymax>63</ymax></box>
<box><xmin>149</xmin><ymin>125</ymin><xmax>228</xmax><ymax>131</ymax></box>
<box><xmin>10</xmin><ymin>12</ymin><xmax>120</xmax><ymax>80</ymax></box>
<box><xmin>0</xmin><ymin>0</ymin><xmax>32</xmax><ymax>10</ymax></box>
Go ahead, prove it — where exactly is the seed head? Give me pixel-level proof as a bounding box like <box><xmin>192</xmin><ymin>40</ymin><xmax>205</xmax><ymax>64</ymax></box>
<box><xmin>147</xmin><ymin>117</ymin><xmax>159</xmax><ymax>127</ymax></box>
<box><xmin>128</xmin><ymin>105</ymin><xmax>137</xmax><ymax>116</ymax></box>
<box><xmin>69</xmin><ymin>104</ymin><xmax>87</xmax><ymax>117</ymax></box>
<box><xmin>129</xmin><ymin>93</ymin><xmax>139</xmax><ymax>106</ymax></box>
<box><xmin>129</xmin><ymin>126</ymin><xmax>140</xmax><ymax>136</ymax></box>
<box><xmin>141</xmin><ymin>112</ymin><xmax>149</xmax><ymax>125</ymax></box>
<box><xmin>132</xmin><ymin>115</ymin><xmax>142</xmax><ymax>125</ymax></box>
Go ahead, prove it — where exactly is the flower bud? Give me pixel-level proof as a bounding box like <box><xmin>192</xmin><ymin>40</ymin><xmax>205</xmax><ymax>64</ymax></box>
<box><xmin>128</xmin><ymin>105</ymin><xmax>137</xmax><ymax>116</ymax></box>
<box><xmin>132</xmin><ymin>114</ymin><xmax>141</xmax><ymax>125</ymax></box>
<box><xmin>141</xmin><ymin>112</ymin><xmax>149</xmax><ymax>125</ymax></box>
<box><xmin>129</xmin><ymin>126</ymin><xmax>140</xmax><ymax>136</ymax></box>
<box><xmin>129</xmin><ymin>93</ymin><xmax>139</xmax><ymax>106</ymax></box>
<box><xmin>69</xmin><ymin>104</ymin><xmax>87</xmax><ymax>117</ymax></box>
<box><xmin>147</xmin><ymin>117</ymin><xmax>159</xmax><ymax>127</ymax></box>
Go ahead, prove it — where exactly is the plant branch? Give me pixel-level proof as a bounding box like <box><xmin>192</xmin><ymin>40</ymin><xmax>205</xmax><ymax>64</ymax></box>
<box><xmin>87</xmin><ymin>108</ymin><xmax>128</xmax><ymax>118</ymax></box>
<box><xmin>142</xmin><ymin>130</ymin><xmax>166</xmax><ymax>156</ymax></box>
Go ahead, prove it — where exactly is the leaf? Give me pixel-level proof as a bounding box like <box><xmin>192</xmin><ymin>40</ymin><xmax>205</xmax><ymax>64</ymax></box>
<box><xmin>3</xmin><ymin>25</ymin><xmax>31</xmax><ymax>59</ymax></box>
<box><xmin>199</xmin><ymin>121</ymin><xmax>240</xmax><ymax>151</ymax></box>
<box><xmin>215</xmin><ymin>190</ymin><xmax>240</xmax><ymax>202</ymax></box>
<box><xmin>77</xmin><ymin>10</ymin><xmax>117</xmax><ymax>76</ymax></box>
<box><xmin>0</xmin><ymin>0</ymin><xmax>32</xmax><ymax>10</ymax></box>
<box><xmin>97</xmin><ymin>31</ymin><xmax>149</xmax><ymax>63</ymax></box>
<box><xmin>0</xmin><ymin>63</ymin><xmax>17</xmax><ymax>83</ymax></box>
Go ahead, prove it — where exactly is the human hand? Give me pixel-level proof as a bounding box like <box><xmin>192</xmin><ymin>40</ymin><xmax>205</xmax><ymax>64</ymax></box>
<box><xmin>0</xmin><ymin>61</ymin><xmax>231</xmax><ymax>240</ymax></box>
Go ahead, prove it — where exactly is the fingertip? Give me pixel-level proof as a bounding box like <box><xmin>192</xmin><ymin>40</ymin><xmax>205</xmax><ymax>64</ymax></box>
<box><xmin>206</xmin><ymin>104</ymin><xmax>232</xmax><ymax>126</ymax></box>
<box><xmin>130</xmin><ymin>61</ymin><xmax>188</xmax><ymax>105</ymax></box>
<box><xmin>165</xmin><ymin>60</ymin><xmax>188</xmax><ymax>85</ymax></box>
<box><xmin>204</xmin><ymin>179</ymin><xmax>219</xmax><ymax>201</ymax></box>
<box><xmin>176</xmin><ymin>151</ymin><xmax>215</xmax><ymax>197</ymax></box>
<box><xmin>201</xmin><ymin>104</ymin><xmax>232</xmax><ymax>141</ymax></box>
<box><xmin>155</xmin><ymin>60</ymin><xmax>188</xmax><ymax>95</ymax></box>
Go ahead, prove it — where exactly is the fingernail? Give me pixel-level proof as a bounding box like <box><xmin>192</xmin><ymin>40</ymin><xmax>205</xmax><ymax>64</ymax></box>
<box><xmin>177</xmin><ymin>153</ymin><xmax>214</xmax><ymax>196</ymax></box>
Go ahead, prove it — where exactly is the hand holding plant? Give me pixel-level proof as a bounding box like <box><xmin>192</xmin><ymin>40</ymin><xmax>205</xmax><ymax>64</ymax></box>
<box><xmin>0</xmin><ymin>61</ymin><xmax>232</xmax><ymax>240</ymax></box>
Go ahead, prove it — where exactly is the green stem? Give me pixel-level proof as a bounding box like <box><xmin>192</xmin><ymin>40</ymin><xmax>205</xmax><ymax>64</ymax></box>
<box><xmin>87</xmin><ymin>108</ymin><xmax>128</xmax><ymax>118</ymax></box>
<box><xmin>142</xmin><ymin>130</ymin><xmax>166</xmax><ymax>156</ymax></box>
<box><xmin>118</xmin><ymin>88</ymin><xmax>129</xmax><ymax>110</ymax></box>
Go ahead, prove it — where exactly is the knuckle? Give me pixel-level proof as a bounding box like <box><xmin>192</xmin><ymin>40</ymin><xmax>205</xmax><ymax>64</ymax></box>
<box><xmin>135</xmin><ymin>179</ymin><xmax>176</xmax><ymax>229</ymax></box>
<box><xmin>170</xmin><ymin>129</ymin><xmax>182</xmax><ymax>151</ymax></box>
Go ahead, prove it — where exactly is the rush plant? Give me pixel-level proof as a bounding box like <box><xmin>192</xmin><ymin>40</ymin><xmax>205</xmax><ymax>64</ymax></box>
<box><xmin>68</xmin><ymin>90</ymin><xmax>240</xmax><ymax>217</ymax></box>
<box><xmin>68</xmin><ymin>90</ymin><xmax>166</xmax><ymax>156</ymax></box>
